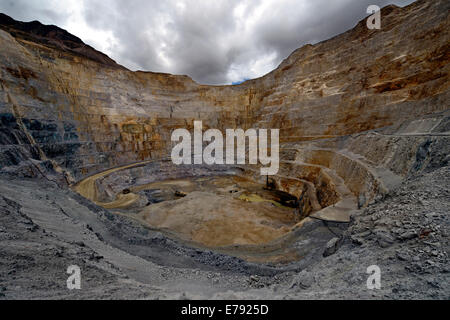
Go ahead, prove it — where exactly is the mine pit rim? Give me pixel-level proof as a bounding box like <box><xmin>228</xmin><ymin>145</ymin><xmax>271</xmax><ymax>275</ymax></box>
<box><xmin>72</xmin><ymin>157</ymin><xmax>345</xmax><ymax>257</ymax></box>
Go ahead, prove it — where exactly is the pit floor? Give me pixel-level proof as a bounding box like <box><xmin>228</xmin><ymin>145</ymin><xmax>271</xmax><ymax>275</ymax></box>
<box><xmin>128</xmin><ymin>175</ymin><xmax>299</xmax><ymax>248</ymax></box>
<box><xmin>75</xmin><ymin>169</ymin><xmax>301</xmax><ymax>248</ymax></box>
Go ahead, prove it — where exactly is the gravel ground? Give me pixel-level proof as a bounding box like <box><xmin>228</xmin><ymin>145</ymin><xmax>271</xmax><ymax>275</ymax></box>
<box><xmin>0</xmin><ymin>164</ymin><xmax>448</xmax><ymax>300</ymax></box>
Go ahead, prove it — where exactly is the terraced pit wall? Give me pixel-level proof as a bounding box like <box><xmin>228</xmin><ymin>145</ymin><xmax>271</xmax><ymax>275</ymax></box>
<box><xmin>0</xmin><ymin>0</ymin><xmax>448</xmax><ymax>205</ymax></box>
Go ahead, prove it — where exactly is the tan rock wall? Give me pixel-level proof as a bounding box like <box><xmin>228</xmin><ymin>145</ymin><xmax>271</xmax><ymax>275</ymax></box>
<box><xmin>0</xmin><ymin>0</ymin><xmax>448</xmax><ymax>181</ymax></box>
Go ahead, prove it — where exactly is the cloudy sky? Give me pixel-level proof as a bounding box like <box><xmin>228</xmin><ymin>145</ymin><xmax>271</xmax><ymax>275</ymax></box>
<box><xmin>0</xmin><ymin>0</ymin><xmax>416</xmax><ymax>84</ymax></box>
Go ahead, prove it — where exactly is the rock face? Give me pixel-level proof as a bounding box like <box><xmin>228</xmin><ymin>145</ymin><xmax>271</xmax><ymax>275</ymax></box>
<box><xmin>0</xmin><ymin>0</ymin><xmax>448</xmax><ymax>185</ymax></box>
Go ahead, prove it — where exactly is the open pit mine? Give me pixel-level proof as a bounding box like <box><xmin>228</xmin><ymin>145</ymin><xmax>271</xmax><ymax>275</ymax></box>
<box><xmin>0</xmin><ymin>0</ymin><xmax>449</xmax><ymax>300</ymax></box>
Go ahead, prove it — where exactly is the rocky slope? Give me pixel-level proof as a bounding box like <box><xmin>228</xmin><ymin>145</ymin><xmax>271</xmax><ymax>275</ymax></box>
<box><xmin>0</xmin><ymin>0</ymin><xmax>449</xmax><ymax>299</ymax></box>
<box><xmin>0</xmin><ymin>157</ymin><xmax>448</xmax><ymax>299</ymax></box>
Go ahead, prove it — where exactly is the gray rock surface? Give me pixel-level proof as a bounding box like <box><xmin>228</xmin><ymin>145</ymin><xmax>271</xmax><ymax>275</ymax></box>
<box><xmin>0</xmin><ymin>164</ymin><xmax>448</xmax><ymax>299</ymax></box>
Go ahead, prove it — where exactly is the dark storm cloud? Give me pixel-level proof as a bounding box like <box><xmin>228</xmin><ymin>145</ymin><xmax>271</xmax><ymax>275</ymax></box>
<box><xmin>81</xmin><ymin>0</ymin><xmax>246</xmax><ymax>84</ymax></box>
<box><xmin>0</xmin><ymin>0</ymin><xmax>416</xmax><ymax>84</ymax></box>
